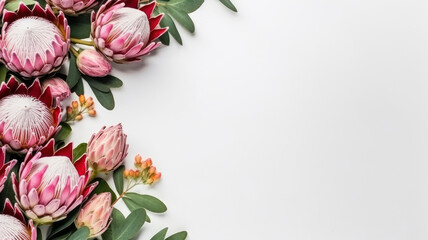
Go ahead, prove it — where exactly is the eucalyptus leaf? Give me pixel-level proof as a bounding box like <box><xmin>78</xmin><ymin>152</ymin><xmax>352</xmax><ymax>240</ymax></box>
<box><xmin>159</xmin><ymin>0</ymin><xmax>204</xmax><ymax>13</ymax></box>
<box><xmin>219</xmin><ymin>0</ymin><xmax>237</xmax><ymax>12</ymax></box>
<box><xmin>115</xmin><ymin>208</ymin><xmax>147</xmax><ymax>240</ymax></box>
<box><xmin>83</xmin><ymin>75</ymin><xmax>110</xmax><ymax>93</ymax></box>
<box><xmin>154</xmin><ymin>8</ymin><xmax>170</xmax><ymax>45</ymax></box>
<box><xmin>5</xmin><ymin>0</ymin><xmax>36</xmax><ymax>11</ymax></box>
<box><xmin>68</xmin><ymin>226</ymin><xmax>90</xmax><ymax>240</ymax></box>
<box><xmin>151</xmin><ymin>227</ymin><xmax>169</xmax><ymax>240</ymax></box>
<box><xmin>49</xmin><ymin>231</ymin><xmax>72</xmax><ymax>240</ymax></box>
<box><xmin>72</xmin><ymin>143</ymin><xmax>87</xmax><ymax>162</ymax></box>
<box><xmin>165</xmin><ymin>231</ymin><xmax>188</xmax><ymax>240</ymax></box>
<box><xmin>158</xmin><ymin>9</ymin><xmax>182</xmax><ymax>45</ymax></box>
<box><xmin>68</xmin><ymin>14</ymin><xmax>92</xmax><ymax>39</ymax></box>
<box><xmin>34</xmin><ymin>0</ymin><xmax>46</xmax><ymax>7</ymax></box>
<box><xmin>70</xmin><ymin>77</ymin><xmax>84</xmax><ymax>95</ymax></box>
<box><xmin>111</xmin><ymin>208</ymin><xmax>125</xmax><ymax>239</ymax></box>
<box><xmin>37</xmin><ymin>228</ymin><xmax>42</xmax><ymax>240</ymax></box>
<box><xmin>90</xmin><ymin>178</ymin><xmax>117</xmax><ymax>204</ymax></box>
<box><xmin>90</xmin><ymin>85</ymin><xmax>115</xmax><ymax>110</ymax></box>
<box><xmin>55</xmin><ymin>122</ymin><xmax>72</xmax><ymax>142</ymax></box>
<box><xmin>113</xmin><ymin>165</ymin><xmax>125</xmax><ymax>194</ymax></box>
<box><xmin>66</xmin><ymin>53</ymin><xmax>81</xmax><ymax>89</ymax></box>
<box><xmin>102</xmin><ymin>227</ymin><xmax>113</xmax><ymax>240</ymax></box>
<box><xmin>0</xmin><ymin>64</ymin><xmax>8</xmax><ymax>84</ymax></box>
<box><xmin>167</xmin><ymin>7</ymin><xmax>195</xmax><ymax>33</ymax></box>
<box><xmin>123</xmin><ymin>192</ymin><xmax>167</xmax><ymax>213</ymax></box>
<box><xmin>47</xmin><ymin>207</ymin><xmax>81</xmax><ymax>239</ymax></box>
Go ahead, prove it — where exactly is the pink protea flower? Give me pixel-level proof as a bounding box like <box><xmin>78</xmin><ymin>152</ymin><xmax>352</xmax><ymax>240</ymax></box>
<box><xmin>0</xmin><ymin>77</ymin><xmax>62</xmax><ymax>153</ymax></box>
<box><xmin>87</xmin><ymin>124</ymin><xmax>129</xmax><ymax>173</ymax></box>
<box><xmin>91</xmin><ymin>0</ymin><xmax>167</xmax><ymax>63</ymax></box>
<box><xmin>47</xmin><ymin>0</ymin><xmax>97</xmax><ymax>16</ymax></box>
<box><xmin>0</xmin><ymin>3</ymin><xmax>70</xmax><ymax>78</ymax></box>
<box><xmin>41</xmin><ymin>77</ymin><xmax>71</xmax><ymax>101</ymax></box>
<box><xmin>77</xmin><ymin>49</ymin><xmax>111</xmax><ymax>77</ymax></box>
<box><xmin>0</xmin><ymin>199</ymin><xmax>37</xmax><ymax>240</ymax></box>
<box><xmin>12</xmin><ymin>139</ymin><xmax>98</xmax><ymax>224</ymax></box>
<box><xmin>75</xmin><ymin>192</ymin><xmax>112</xmax><ymax>237</ymax></box>
<box><xmin>0</xmin><ymin>147</ymin><xmax>17</xmax><ymax>193</ymax></box>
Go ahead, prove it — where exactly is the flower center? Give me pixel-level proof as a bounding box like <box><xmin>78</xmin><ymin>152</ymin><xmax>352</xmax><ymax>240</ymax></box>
<box><xmin>107</xmin><ymin>7</ymin><xmax>150</xmax><ymax>47</ymax></box>
<box><xmin>0</xmin><ymin>94</ymin><xmax>54</xmax><ymax>146</ymax></box>
<box><xmin>4</xmin><ymin>16</ymin><xmax>63</xmax><ymax>63</ymax></box>
<box><xmin>27</xmin><ymin>156</ymin><xmax>79</xmax><ymax>196</ymax></box>
<box><xmin>0</xmin><ymin>215</ymin><xmax>30</xmax><ymax>240</ymax></box>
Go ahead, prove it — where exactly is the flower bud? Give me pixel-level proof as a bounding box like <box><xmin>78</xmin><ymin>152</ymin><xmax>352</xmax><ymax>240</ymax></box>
<box><xmin>87</xmin><ymin>124</ymin><xmax>129</xmax><ymax>172</ymax></box>
<box><xmin>88</xmin><ymin>109</ymin><xmax>96</xmax><ymax>117</ymax></box>
<box><xmin>75</xmin><ymin>114</ymin><xmax>83</xmax><ymax>121</ymax></box>
<box><xmin>41</xmin><ymin>78</ymin><xmax>71</xmax><ymax>101</ymax></box>
<box><xmin>75</xmin><ymin>193</ymin><xmax>112</xmax><ymax>237</ymax></box>
<box><xmin>77</xmin><ymin>49</ymin><xmax>112</xmax><ymax>77</ymax></box>
<box><xmin>79</xmin><ymin>95</ymin><xmax>85</xmax><ymax>105</ymax></box>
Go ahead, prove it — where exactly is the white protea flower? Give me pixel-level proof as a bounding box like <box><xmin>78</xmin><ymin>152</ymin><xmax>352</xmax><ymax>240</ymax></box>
<box><xmin>0</xmin><ymin>199</ymin><xmax>37</xmax><ymax>240</ymax></box>
<box><xmin>0</xmin><ymin>77</ymin><xmax>61</xmax><ymax>153</ymax></box>
<box><xmin>91</xmin><ymin>0</ymin><xmax>167</xmax><ymax>63</ymax></box>
<box><xmin>0</xmin><ymin>3</ymin><xmax>70</xmax><ymax>78</ymax></box>
<box><xmin>12</xmin><ymin>140</ymin><xmax>97</xmax><ymax>224</ymax></box>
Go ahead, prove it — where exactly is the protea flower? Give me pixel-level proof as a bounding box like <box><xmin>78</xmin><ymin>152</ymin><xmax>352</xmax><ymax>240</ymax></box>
<box><xmin>41</xmin><ymin>77</ymin><xmax>71</xmax><ymax>101</ymax></box>
<box><xmin>0</xmin><ymin>199</ymin><xmax>37</xmax><ymax>240</ymax></box>
<box><xmin>12</xmin><ymin>139</ymin><xmax>98</xmax><ymax>224</ymax></box>
<box><xmin>47</xmin><ymin>0</ymin><xmax>97</xmax><ymax>16</ymax></box>
<box><xmin>0</xmin><ymin>76</ymin><xmax>62</xmax><ymax>153</ymax></box>
<box><xmin>77</xmin><ymin>49</ymin><xmax>111</xmax><ymax>77</ymax></box>
<box><xmin>91</xmin><ymin>0</ymin><xmax>167</xmax><ymax>63</ymax></box>
<box><xmin>0</xmin><ymin>3</ymin><xmax>70</xmax><ymax>78</ymax></box>
<box><xmin>87</xmin><ymin>124</ymin><xmax>128</xmax><ymax>173</ymax></box>
<box><xmin>0</xmin><ymin>147</ymin><xmax>16</xmax><ymax>193</ymax></box>
<box><xmin>75</xmin><ymin>192</ymin><xmax>112</xmax><ymax>237</ymax></box>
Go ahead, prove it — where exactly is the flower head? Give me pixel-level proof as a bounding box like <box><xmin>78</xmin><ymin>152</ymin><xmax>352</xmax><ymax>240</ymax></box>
<box><xmin>91</xmin><ymin>0</ymin><xmax>167</xmax><ymax>63</ymax></box>
<box><xmin>75</xmin><ymin>192</ymin><xmax>112</xmax><ymax>237</ymax></box>
<box><xmin>47</xmin><ymin>0</ymin><xmax>98</xmax><ymax>16</ymax></box>
<box><xmin>41</xmin><ymin>77</ymin><xmax>71</xmax><ymax>102</ymax></box>
<box><xmin>77</xmin><ymin>49</ymin><xmax>111</xmax><ymax>77</ymax></box>
<box><xmin>12</xmin><ymin>140</ymin><xmax>97</xmax><ymax>224</ymax></box>
<box><xmin>0</xmin><ymin>3</ymin><xmax>70</xmax><ymax>78</ymax></box>
<box><xmin>87</xmin><ymin>124</ymin><xmax>129</xmax><ymax>173</ymax></box>
<box><xmin>0</xmin><ymin>77</ymin><xmax>62</xmax><ymax>153</ymax></box>
<box><xmin>0</xmin><ymin>199</ymin><xmax>37</xmax><ymax>240</ymax></box>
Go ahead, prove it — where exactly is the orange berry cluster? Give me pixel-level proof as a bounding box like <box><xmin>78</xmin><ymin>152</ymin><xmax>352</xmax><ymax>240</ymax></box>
<box><xmin>66</xmin><ymin>95</ymin><xmax>96</xmax><ymax>122</ymax></box>
<box><xmin>124</xmin><ymin>155</ymin><xmax>161</xmax><ymax>185</ymax></box>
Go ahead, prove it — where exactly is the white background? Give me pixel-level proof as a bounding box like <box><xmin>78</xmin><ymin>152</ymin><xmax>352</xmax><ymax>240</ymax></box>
<box><xmin>70</xmin><ymin>0</ymin><xmax>428</xmax><ymax>239</ymax></box>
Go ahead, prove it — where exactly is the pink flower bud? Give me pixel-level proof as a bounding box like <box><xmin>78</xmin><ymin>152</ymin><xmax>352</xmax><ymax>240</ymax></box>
<box><xmin>75</xmin><ymin>193</ymin><xmax>112</xmax><ymax>237</ymax></box>
<box><xmin>41</xmin><ymin>77</ymin><xmax>71</xmax><ymax>101</ymax></box>
<box><xmin>77</xmin><ymin>49</ymin><xmax>112</xmax><ymax>77</ymax></box>
<box><xmin>87</xmin><ymin>124</ymin><xmax>129</xmax><ymax>172</ymax></box>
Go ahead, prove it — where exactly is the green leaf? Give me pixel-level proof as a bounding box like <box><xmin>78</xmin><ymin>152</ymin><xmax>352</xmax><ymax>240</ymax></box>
<box><xmin>0</xmin><ymin>64</ymin><xmax>8</xmax><ymax>84</ymax></box>
<box><xmin>83</xmin><ymin>75</ymin><xmax>110</xmax><ymax>92</ymax></box>
<box><xmin>68</xmin><ymin>14</ymin><xmax>92</xmax><ymax>39</ymax></box>
<box><xmin>113</xmin><ymin>165</ymin><xmax>125</xmax><ymax>194</ymax></box>
<box><xmin>98</xmin><ymin>75</ymin><xmax>123</xmax><ymax>88</ymax></box>
<box><xmin>102</xmin><ymin>227</ymin><xmax>113</xmax><ymax>240</ymax></box>
<box><xmin>47</xmin><ymin>207</ymin><xmax>81</xmax><ymax>239</ymax></box>
<box><xmin>111</xmin><ymin>208</ymin><xmax>125</xmax><ymax>239</ymax></box>
<box><xmin>0</xmin><ymin>161</ymin><xmax>18</xmax><ymax>207</ymax></box>
<box><xmin>55</xmin><ymin>122</ymin><xmax>72</xmax><ymax>142</ymax></box>
<box><xmin>159</xmin><ymin>0</ymin><xmax>204</xmax><ymax>13</ymax></box>
<box><xmin>168</xmin><ymin>7</ymin><xmax>195</xmax><ymax>33</ymax></box>
<box><xmin>151</xmin><ymin>228</ymin><xmax>169</xmax><ymax>240</ymax></box>
<box><xmin>91</xmin><ymin>178</ymin><xmax>117</xmax><ymax>204</ymax></box>
<box><xmin>68</xmin><ymin>227</ymin><xmax>90</xmax><ymax>240</ymax></box>
<box><xmin>90</xmin><ymin>85</ymin><xmax>115</xmax><ymax>110</ymax></box>
<box><xmin>37</xmin><ymin>228</ymin><xmax>43</xmax><ymax>240</ymax></box>
<box><xmin>115</xmin><ymin>208</ymin><xmax>147</xmax><ymax>240</ymax></box>
<box><xmin>166</xmin><ymin>231</ymin><xmax>188</xmax><ymax>240</ymax></box>
<box><xmin>70</xmin><ymin>77</ymin><xmax>84</xmax><ymax>95</ymax></box>
<box><xmin>5</xmin><ymin>0</ymin><xmax>36</xmax><ymax>11</ymax></box>
<box><xmin>123</xmin><ymin>192</ymin><xmax>167</xmax><ymax>213</ymax></box>
<box><xmin>154</xmin><ymin>8</ymin><xmax>170</xmax><ymax>45</ymax></box>
<box><xmin>158</xmin><ymin>9</ymin><xmax>182</xmax><ymax>45</ymax></box>
<box><xmin>72</xmin><ymin>143</ymin><xmax>87</xmax><ymax>162</ymax></box>
<box><xmin>49</xmin><ymin>231</ymin><xmax>72</xmax><ymax>240</ymax></box>
<box><xmin>34</xmin><ymin>0</ymin><xmax>46</xmax><ymax>7</ymax></box>
<box><xmin>219</xmin><ymin>0</ymin><xmax>237</xmax><ymax>12</ymax></box>
<box><xmin>67</xmin><ymin>53</ymin><xmax>81</xmax><ymax>90</ymax></box>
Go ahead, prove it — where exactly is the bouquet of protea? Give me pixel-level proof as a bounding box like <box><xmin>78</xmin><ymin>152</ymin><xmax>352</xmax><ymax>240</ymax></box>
<box><xmin>0</xmin><ymin>0</ymin><xmax>236</xmax><ymax>238</ymax></box>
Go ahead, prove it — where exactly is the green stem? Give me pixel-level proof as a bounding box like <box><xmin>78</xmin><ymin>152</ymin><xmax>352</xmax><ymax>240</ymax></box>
<box><xmin>71</xmin><ymin>38</ymin><xmax>94</xmax><ymax>46</ymax></box>
<box><xmin>70</xmin><ymin>46</ymin><xmax>79</xmax><ymax>57</ymax></box>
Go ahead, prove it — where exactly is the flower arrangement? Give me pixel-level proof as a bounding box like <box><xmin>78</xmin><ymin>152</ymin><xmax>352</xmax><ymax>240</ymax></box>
<box><xmin>0</xmin><ymin>0</ymin><xmax>237</xmax><ymax>238</ymax></box>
